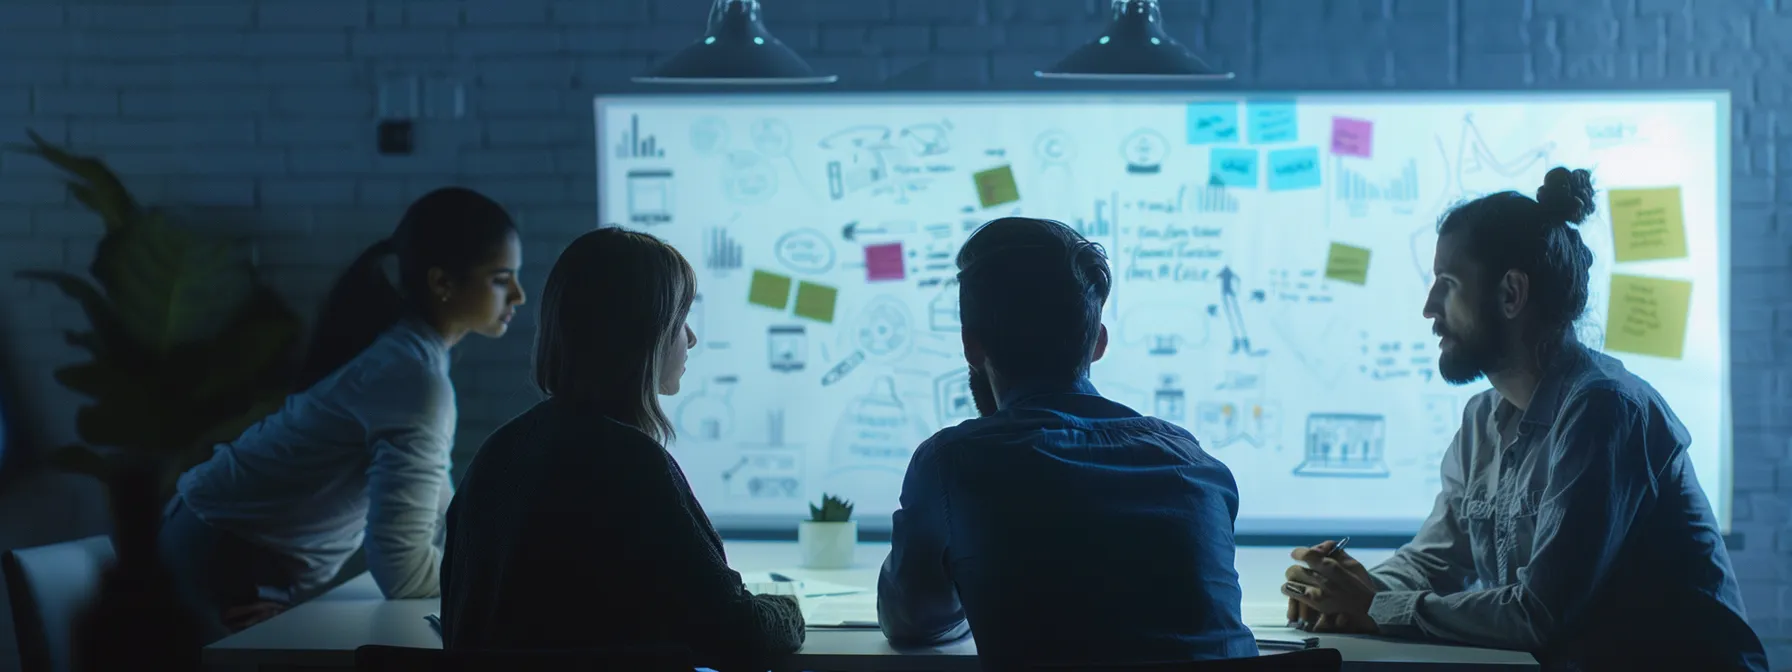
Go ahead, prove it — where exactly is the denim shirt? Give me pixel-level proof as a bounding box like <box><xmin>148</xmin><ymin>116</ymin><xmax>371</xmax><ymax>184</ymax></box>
<box><xmin>177</xmin><ymin>316</ymin><xmax>456</xmax><ymax>600</ymax></box>
<box><xmin>878</xmin><ymin>378</ymin><xmax>1258</xmax><ymax>668</ymax></box>
<box><xmin>1368</xmin><ymin>345</ymin><xmax>1767</xmax><ymax>670</ymax></box>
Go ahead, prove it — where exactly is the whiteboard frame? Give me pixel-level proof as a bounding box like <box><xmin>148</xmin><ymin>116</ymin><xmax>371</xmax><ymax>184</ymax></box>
<box><xmin>593</xmin><ymin>90</ymin><xmax>1735</xmax><ymax>542</ymax></box>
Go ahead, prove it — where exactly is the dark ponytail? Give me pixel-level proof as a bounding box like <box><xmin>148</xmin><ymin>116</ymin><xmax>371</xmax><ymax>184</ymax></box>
<box><xmin>294</xmin><ymin>239</ymin><xmax>404</xmax><ymax>390</ymax></box>
<box><xmin>294</xmin><ymin>187</ymin><xmax>518</xmax><ymax>391</ymax></box>
<box><xmin>1436</xmin><ymin>166</ymin><xmax>1597</xmax><ymax>365</ymax></box>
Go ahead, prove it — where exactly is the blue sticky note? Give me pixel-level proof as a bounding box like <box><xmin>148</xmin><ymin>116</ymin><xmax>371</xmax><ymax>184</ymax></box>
<box><xmin>1267</xmin><ymin>147</ymin><xmax>1321</xmax><ymax>191</ymax></box>
<box><xmin>1209</xmin><ymin>148</ymin><xmax>1259</xmax><ymax>188</ymax></box>
<box><xmin>1186</xmin><ymin>102</ymin><xmax>1240</xmax><ymax>144</ymax></box>
<box><xmin>1248</xmin><ymin>101</ymin><xmax>1299</xmax><ymax>144</ymax></box>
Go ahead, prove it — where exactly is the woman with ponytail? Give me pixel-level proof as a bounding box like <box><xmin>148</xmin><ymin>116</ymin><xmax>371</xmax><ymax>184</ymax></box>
<box><xmin>159</xmin><ymin>187</ymin><xmax>525</xmax><ymax>642</ymax></box>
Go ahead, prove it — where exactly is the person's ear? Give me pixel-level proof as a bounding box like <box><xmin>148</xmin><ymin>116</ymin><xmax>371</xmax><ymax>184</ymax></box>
<box><xmin>1092</xmin><ymin>324</ymin><xmax>1109</xmax><ymax>363</ymax></box>
<box><xmin>962</xmin><ymin>331</ymin><xmax>985</xmax><ymax>369</ymax></box>
<box><xmin>427</xmin><ymin>267</ymin><xmax>454</xmax><ymax>304</ymax></box>
<box><xmin>1501</xmin><ymin>270</ymin><xmax>1530</xmax><ymax>320</ymax></box>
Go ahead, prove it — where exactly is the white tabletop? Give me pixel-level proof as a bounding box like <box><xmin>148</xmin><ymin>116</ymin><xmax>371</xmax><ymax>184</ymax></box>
<box><xmin>205</xmin><ymin>542</ymin><xmax>1539</xmax><ymax>670</ymax></box>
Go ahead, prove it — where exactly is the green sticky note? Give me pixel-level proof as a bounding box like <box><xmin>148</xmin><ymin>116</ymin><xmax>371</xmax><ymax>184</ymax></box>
<box><xmin>1324</xmin><ymin>242</ymin><xmax>1371</xmax><ymax>285</ymax></box>
<box><xmin>974</xmin><ymin>165</ymin><xmax>1020</xmax><ymax>208</ymax></box>
<box><xmin>1604</xmin><ymin>273</ymin><xmax>1692</xmax><ymax>360</ymax></box>
<box><xmin>748</xmin><ymin>270</ymin><xmax>793</xmax><ymax>310</ymax></box>
<box><xmin>793</xmin><ymin>281</ymin><xmax>838</xmax><ymax>323</ymax></box>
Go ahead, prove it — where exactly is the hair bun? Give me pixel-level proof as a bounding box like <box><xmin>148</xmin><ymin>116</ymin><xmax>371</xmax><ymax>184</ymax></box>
<box><xmin>1536</xmin><ymin>166</ymin><xmax>1596</xmax><ymax>226</ymax></box>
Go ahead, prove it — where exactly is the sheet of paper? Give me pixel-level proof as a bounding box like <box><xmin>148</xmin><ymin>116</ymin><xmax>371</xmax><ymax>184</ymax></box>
<box><xmin>1331</xmin><ymin>116</ymin><xmax>1373</xmax><ymax>158</ymax></box>
<box><xmin>800</xmin><ymin>592</ymin><xmax>880</xmax><ymax>627</ymax></box>
<box><xmin>973</xmin><ymin>164</ymin><xmax>1020</xmax><ymax>208</ymax></box>
<box><xmin>748</xmin><ymin>269</ymin><xmax>792</xmax><ymax>310</ymax></box>
<box><xmin>1209</xmin><ymin>148</ymin><xmax>1259</xmax><ymax>188</ymax></box>
<box><xmin>1604</xmin><ymin>274</ymin><xmax>1692</xmax><ymax>359</ymax></box>
<box><xmin>1248</xmin><ymin>100</ymin><xmax>1299</xmax><ymax>143</ymax></box>
<box><xmin>1268</xmin><ymin>147</ymin><xmax>1321</xmax><ymax>191</ymax></box>
<box><xmin>1609</xmin><ymin>186</ymin><xmax>1688</xmax><ymax>262</ymax></box>
<box><xmin>1324</xmin><ymin>242</ymin><xmax>1372</xmax><ymax>285</ymax></box>
<box><xmin>1186</xmin><ymin>101</ymin><xmax>1241</xmax><ymax>144</ymax></box>
<box><xmin>739</xmin><ymin>572</ymin><xmax>871</xmax><ymax>598</ymax></box>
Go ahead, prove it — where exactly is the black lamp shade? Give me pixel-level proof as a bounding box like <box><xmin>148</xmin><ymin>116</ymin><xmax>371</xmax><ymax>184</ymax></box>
<box><xmin>634</xmin><ymin>0</ymin><xmax>837</xmax><ymax>85</ymax></box>
<box><xmin>1038</xmin><ymin>0</ymin><xmax>1235</xmax><ymax>81</ymax></box>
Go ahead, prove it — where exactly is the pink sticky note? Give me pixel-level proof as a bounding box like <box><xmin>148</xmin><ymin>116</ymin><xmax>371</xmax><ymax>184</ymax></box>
<box><xmin>865</xmin><ymin>243</ymin><xmax>905</xmax><ymax>281</ymax></box>
<box><xmin>1331</xmin><ymin>117</ymin><xmax>1373</xmax><ymax>158</ymax></box>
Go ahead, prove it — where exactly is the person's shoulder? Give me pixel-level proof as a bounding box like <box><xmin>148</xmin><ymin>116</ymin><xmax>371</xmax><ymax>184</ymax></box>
<box><xmin>1560</xmin><ymin>349</ymin><xmax>1664</xmax><ymax>417</ymax></box>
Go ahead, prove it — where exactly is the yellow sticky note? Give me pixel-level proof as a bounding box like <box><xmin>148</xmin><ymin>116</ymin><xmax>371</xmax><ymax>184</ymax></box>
<box><xmin>1609</xmin><ymin>187</ymin><xmax>1687</xmax><ymax>263</ymax></box>
<box><xmin>974</xmin><ymin>165</ymin><xmax>1020</xmax><ymax>208</ymax></box>
<box><xmin>1324</xmin><ymin>242</ymin><xmax>1371</xmax><ymax>285</ymax></box>
<box><xmin>748</xmin><ymin>270</ymin><xmax>793</xmax><ymax>310</ymax></box>
<box><xmin>793</xmin><ymin>281</ymin><xmax>838</xmax><ymax>323</ymax></box>
<box><xmin>1604</xmin><ymin>274</ymin><xmax>1692</xmax><ymax>359</ymax></box>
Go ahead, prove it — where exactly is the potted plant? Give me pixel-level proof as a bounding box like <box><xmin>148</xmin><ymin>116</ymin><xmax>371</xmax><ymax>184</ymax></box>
<box><xmin>798</xmin><ymin>493</ymin><xmax>856</xmax><ymax>569</ymax></box>
<box><xmin>8</xmin><ymin>130</ymin><xmax>304</xmax><ymax>496</ymax></box>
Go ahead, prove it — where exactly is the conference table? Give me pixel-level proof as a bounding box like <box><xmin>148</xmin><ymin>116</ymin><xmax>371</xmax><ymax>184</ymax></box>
<box><xmin>205</xmin><ymin>542</ymin><xmax>1538</xmax><ymax>671</ymax></box>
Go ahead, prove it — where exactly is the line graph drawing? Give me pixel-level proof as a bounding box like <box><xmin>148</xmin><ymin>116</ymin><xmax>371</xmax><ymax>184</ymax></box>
<box><xmin>1409</xmin><ymin>115</ymin><xmax>1558</xmax><ymax>286</ymax></box>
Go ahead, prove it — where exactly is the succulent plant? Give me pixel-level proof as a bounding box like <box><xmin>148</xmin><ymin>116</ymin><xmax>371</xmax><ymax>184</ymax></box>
<box><xmin>809</xmin><ymin>493</ymin><xmax>854</xmax><ymax>522</ymax></box>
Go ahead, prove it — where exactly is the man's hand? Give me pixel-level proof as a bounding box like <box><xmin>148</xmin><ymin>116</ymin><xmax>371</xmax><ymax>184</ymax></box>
<box><xmin>1281</xmin><ymin>540</ymin><xmax>1380</xmax><ymax>634</ymax></box>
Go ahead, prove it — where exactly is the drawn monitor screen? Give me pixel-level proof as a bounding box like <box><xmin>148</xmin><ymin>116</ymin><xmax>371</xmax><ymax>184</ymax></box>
<box><xmin>595</xmin><ymin>92</ymin><xmax>1733</xmax><ymax>537</ymax></box>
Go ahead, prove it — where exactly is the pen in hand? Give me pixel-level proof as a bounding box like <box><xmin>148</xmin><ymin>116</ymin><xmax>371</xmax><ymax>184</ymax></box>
<box><xmin>1287</xmin><ymin>537</ymin><xmax>1350</xmax><ymax>629</ymax></box>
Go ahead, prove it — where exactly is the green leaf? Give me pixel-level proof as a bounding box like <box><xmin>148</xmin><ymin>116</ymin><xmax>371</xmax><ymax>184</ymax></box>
<box><xmin>7</xmin><ymin>130</ymin><xmax>138</xmax><ymax>233</ymax></box>
<box><xmin>90</xmin><ymin>212</ymin><xmax>253</xmax><ymax>354</ymax></box>
<box><xmin>16</xmin><ymin>270</ymin><xmax>125</xmax><ymax>342</ymax></box>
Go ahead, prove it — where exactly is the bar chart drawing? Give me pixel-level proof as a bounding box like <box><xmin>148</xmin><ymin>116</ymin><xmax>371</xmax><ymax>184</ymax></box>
<box><xmin>706</xmin><ymin>227</ymin><xmax>743</xmax><ymax>271</ymax></box>
<box><xmin>615</xmin><ymin>114</ymin><xmax>665</xmax><ymax>159</ymax></box>
<box><xmin>1336</xmin><ymin>158</ymin><xmax>1419</xmax><ymax>207</ymax></box>
<box><xmin>1196</xmin><ymin>185</ymin><xmax>1239</xmax><ymax>213</ymax></box>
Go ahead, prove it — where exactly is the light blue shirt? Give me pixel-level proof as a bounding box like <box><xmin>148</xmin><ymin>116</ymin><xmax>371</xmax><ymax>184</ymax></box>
<box><xmin>1368</xmin><ymin>344</ymin><xmax>1766</xmax><ymax>670</ymax></box>
<box><xmin>878</xmin><ymin>378</ymin><xmax>1258</xmax><ymax>668</ymax></box>
<box><xmin>177</xmin><ymin>316</ymin><xmax>456</xmax><ymax>599</ymax></box>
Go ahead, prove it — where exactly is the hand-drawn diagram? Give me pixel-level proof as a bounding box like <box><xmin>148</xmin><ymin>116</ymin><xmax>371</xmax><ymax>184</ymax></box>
<box><xmin>820</xmin><ymin>125</ymin><xmax>941</xmax><ymax>204</ymax></box>
<box><xmin>1212</xmin><ymin>266</ymin><xmax>1267</xmax><ymax>356</ymax></box>
<box><xmin>928</xmin><ymin>279</ymin><xmax>961</xmax><ymax>331</ymax></box>
<box><xmin>690</xmin><ymin>117</ymin><xmax>729</xmax><ymax>155</ymax></box>
<box><xmin>767</xmin><ymin>325</ymin><xmax>807</xmax><ymax>372</ymax></box>
<box><xmin>627</xmin><ymin>169</ymin><xmax>673</xmax><ymax>224</ymax></box>
<box><xmin>851</xmin><ymin>296</ymin><xmax>914</xmax><ymax>361</ymax></box>
<box><xmin>722</xmin><ymin>151</ymin><xmax>778</xmax><ymax>205</ymax></box>
<box><xmin>1360</xmin><ymin>332</ymin><xmax>1437</xmax><ymax>383</ymax></box>
<box><xmin>614</xmin><ymin>113</ymin><xmax>664</xmax><ymax>159</ymax></box>
<box><xmin>1035</xmin><ymin>130</ymin><xmax>1076</xmax><ymax>166</ymax></box>
<box><xmin>706</xmin><ymin>224</ymin><xmax>743</xmax><ymax>271</ymax></box>
<box><xmin>1154</xmin><ymin>375</ymin><xmax>1187</xmax><ymax>423</ymax></box>
<box><xmin>1407</xmin><ymin>115</ymin><xmax>1558</xmax><ymax>285</ymax></box>
<box><xmin>750</xmin><ymin>119</ymin><xmax>794</xmax><ymax>157</ymax></box>
<box><xmin>1195</xmin><ymin>401</ymin><xmax>1282</xmax><ymax>450</ymax></box>
<box><xmin>775</xmin><ymin>228</ymin><xmax>836</xmax><ymax>275</ymax></box>
<box><xmin>723</xmin><ymin>452</ymin><xmax>801</xmax><ymax>499</ymax></box>
<box><xmin>1293</xmin><ymin>413</ymin><xmax>1391</xmax><ymax>478</ymax></box>
<box><xmin>934</xmin><ymin>369</ymin><xmax>976</xmax><ymax>426</ymax></box>
<box><xmin>829</xmin><ymin>376</ymin><xmax>928</xmax><ymax>468</ymax></box>
<box><xmin>1121</xmin><ymin>129</ymin><xmax>1169</xmax><ymax>175</ymax></box>
<box><xmin>1335</xmin><ymin>156</ymin><xmax>1420</xmax><ymax>217</ymax></box>
<box><xmin>677</xmin><ymin>375</ymin><xmax>738</xmax><ymax>441</ymax></box>
<box><xmin>900</xmin><ymin>121</ymin><xmax>951</xmax><ymax>157</ymax></box>
<box><xmin>1119</xmin><ymin>305</ymin><xmax>1212</xmax><ymax>356</ymax></box>
<box><xmin>821</xmin><ymin>349</ymin><xmax>866</xmax><ymax>387</ymax></box>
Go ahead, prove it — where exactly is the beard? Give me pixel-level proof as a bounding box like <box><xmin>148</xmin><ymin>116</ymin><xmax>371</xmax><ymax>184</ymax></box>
<box><xmin>1436</xmin><ymin>295</ymin><xmax>1507</xmax><ymax>385</ymax></box>
<box><xmin>968</xmin><ymin>365</ymin><xmax>999</xmax><ymax>417</ymax></box>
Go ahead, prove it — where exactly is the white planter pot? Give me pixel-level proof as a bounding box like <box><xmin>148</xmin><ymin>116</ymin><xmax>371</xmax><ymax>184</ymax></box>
<box><xmin>798</xmin><ymin>520</ymin><xmax>857</xmax><ymax>569</ymax></box>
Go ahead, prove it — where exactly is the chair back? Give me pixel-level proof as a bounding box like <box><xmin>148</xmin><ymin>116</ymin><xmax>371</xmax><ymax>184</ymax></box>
<box><xmin>354</xmin><ymin>644</ymin><xmax>703</xmax><ymax>671</ymax></box>
<box><xmin>1030</xmin><ymin>647</ymin><xmax>1344</xmax><ymax>671</ymax></box>
<box><xmin>3</xmin><ymin>535</ymin><xmax>117</xmax><ymax>672</ymax></box>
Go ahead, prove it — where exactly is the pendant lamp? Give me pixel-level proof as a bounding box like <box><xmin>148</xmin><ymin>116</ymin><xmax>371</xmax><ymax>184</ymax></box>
<box><xmin>1037</xmin><ymin>0</ymin><xmax>1235</xmax><ymax>81</ymax></box>
<box><xmin>634</xmin><ymin>0</ymin><xmax>837</xmax><ymax>85</ymax></box>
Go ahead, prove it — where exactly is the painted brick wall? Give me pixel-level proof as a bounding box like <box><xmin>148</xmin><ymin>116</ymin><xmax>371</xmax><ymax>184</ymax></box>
<box><xmin>0</xmin><ymin>0</ymin><xmax>1788</xmax><ymax>668</ymax></box>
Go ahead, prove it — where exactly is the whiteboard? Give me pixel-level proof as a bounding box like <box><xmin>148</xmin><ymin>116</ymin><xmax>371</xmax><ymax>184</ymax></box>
<box><xmin>594</xmin><ymin>91</ymin><xmax>1731</xmax><ymax>536</ymax></box>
